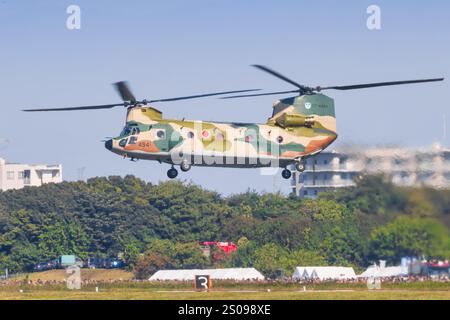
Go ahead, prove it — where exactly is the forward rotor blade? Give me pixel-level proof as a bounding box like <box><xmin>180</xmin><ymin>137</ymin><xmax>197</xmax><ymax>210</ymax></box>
<box><xmin>320</xmin><ymin>78</ymin><xmax>445</xmax><ymax>91</ymax></box>
<box><xmin>22</xmin><ymin>103</ymin><xmax>125</xmax><ymax>112</ymax></box>
<box><xmin>252</xmin><ymin>65</ymin><xmax>309</xmax><ymax>91</ymax></box>
<box><xmin>220</xmin><ymin>90</ymin><xmax>300</xmax><ymax>99</ymax></box>
<box><xmin>147</xmin><ymin>89</ymin><xmax>261</xmax><ymax>103</ymax></box>
<box><xmin>113</xmin><ymin>81</ymin><xmax>136</xmax><ymax>102</ymax></box>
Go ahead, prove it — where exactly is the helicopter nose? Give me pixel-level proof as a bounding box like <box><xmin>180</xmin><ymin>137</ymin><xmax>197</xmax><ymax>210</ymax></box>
<box><xmin>104</xmin><ymin>139</ymin><xmax>113</xmax><ymax>151</ymax></box>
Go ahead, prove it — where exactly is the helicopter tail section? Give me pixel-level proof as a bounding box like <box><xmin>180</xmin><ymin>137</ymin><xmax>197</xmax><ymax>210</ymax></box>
<box><xmin>267</xmin><ymin>94</ymin><xmax>337</xmax><ymax>158</ymax></box>
<box><xmin>270</xmin><ymin>94</ymin><xmax>336</xmax><ymax>134</ymax></box>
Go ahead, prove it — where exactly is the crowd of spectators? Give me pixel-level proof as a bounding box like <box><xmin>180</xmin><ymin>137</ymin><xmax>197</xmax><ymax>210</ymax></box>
<box><xmin>0</xmin><ymin>278</ymin><xmax>132</xmax><ymax>287</ymax></box>
<box><xmin>0</xmin><ymin>274</ymin><xmax>448</xmax><ymax>287</ymax></box>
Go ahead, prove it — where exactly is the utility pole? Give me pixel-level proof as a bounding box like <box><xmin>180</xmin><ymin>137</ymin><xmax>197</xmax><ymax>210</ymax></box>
<box><xmin>443</xmin><ymin>114</ymin><xmax>447</xmax><ymax>146</ymax></box>
<box><xmin>273</xmin><ymin>174</ymin><xmax>277</xmax><ymax>193</ymax></box>
<box><xmin>0</xmin><ymin>137</ymin><xmax>10</xmax><ymax>150</ymax></box>
<box><xmin>77</xmin><ymin>167</ymin><xmax>86</xmax><ymax>181</ymax></box>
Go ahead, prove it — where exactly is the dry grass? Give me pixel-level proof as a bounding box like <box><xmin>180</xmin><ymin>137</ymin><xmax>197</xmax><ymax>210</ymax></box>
<box><xmin>12</xmin><ymin>269</ymin><xmax>134</xmax><ymax>282</ymax></box>
<box><xmin>1</xmin><ymin>289</ymin><xmax>450</xmax><ymax>300</ymax></box>
<box><xmin>2</xmin><ymin>270</ymin><xmax>449</xmax><ymax>300</ymax></box>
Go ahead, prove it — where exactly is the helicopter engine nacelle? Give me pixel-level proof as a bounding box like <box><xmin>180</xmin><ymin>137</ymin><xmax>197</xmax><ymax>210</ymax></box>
<box><xmin>275</xmin><ymin>113</ymin><xmax>314</xmax><ymax>128</ymax></box>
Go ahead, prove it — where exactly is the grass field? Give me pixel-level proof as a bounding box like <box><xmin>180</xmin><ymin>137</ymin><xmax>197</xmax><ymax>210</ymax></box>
<box><xmin>1</xmin><ymin>270</ymin><xmax>449</xmax><ymax>300</ymax></box>
<box><xmin>1</xmin><ymin>288</ymin><xmax>450</xmax><ymax>300</ymax></box>
<box><xmin>11</xmin><ymin>269</ymin><xmax>134</xmax><ymax>281</ymax></box>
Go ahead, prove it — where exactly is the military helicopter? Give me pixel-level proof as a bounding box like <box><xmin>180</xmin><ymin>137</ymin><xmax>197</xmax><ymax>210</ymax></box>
<box><xmin>23</xmin><ymin>65</ymin><xmax>444</xmax><ymax>180</ymax></box>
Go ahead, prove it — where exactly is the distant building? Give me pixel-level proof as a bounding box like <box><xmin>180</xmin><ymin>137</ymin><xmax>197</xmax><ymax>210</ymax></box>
<box><xmin>0</xmin><ymin>157</ymin><xmax>62</xmax><ymax>191</ymax></box>
<box><xmin>199</xmin><ymin>242</ymin><xmax>237</xmax><ymax>262</ymax></box>
<box><xmin>199</xmin><ymin>242</ymin><xmax>237</xmax><ymax>256</ymax></box>
<box><xmin>291</xmin><ymin>144</ymin><xmax>450</xmax><ymax>198</ymax></box>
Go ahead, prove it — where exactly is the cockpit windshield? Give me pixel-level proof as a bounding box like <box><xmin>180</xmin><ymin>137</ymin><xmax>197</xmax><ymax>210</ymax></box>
<box><xmin>120</xmin><ymin>125</ymin><xmax>140</xmax><ymax>137</ymax></box>
<box><xmin>120</xmin><ymin>126</ymin><xmax>132</xmax><ymax>137</ymax></box>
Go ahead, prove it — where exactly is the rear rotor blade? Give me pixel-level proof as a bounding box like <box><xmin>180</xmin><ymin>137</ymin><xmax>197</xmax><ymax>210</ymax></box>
<box><xmin>252</xmin><ymin>65</ymin><xmax>310</xmax><ymax>91</ymax></box>
<box><xmin>113</xmin><ymin>81</ymin><xmax>136</xmax><ymax>102</ymax></box>
<box><xmin>22</xmin><ymin>103</ymin><xmax>125</xmax><ymax>112</ymax></box>
<box><xmin>220</xmin><ymin>90</ymin><xmax>299</xmax><ymax>99</ymax></box>
<box><xmin>147</xmin><ymin>89</ymin><xmax>261</xmax><ymax>103</ymax></box>
<box><xmin>320</xmin><ymin>78</ymin><xmax>444</xmax><ymax>91</ymax></box>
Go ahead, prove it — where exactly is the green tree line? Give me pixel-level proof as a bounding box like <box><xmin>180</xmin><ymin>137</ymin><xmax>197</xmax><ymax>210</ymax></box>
<box><xmin>0</xmin><ymin>175</ymin><xmax>449</xmax><ymax>278</ymax></box>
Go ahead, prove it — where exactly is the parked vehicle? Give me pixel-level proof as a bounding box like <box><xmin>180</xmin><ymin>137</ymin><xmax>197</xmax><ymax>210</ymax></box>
<box><xmin>32</xmin><ymin>259</ymin><xmax>59</xmax><ymax>272</ymax></box>
<box><xmin>58</xmin><ymin>255</ymin><xmax>84</xmax><ymax>268</ymax></box>
<box><xmin>32</xmin><ymin>255</ymin><xmax>84</xmax><ymax>272</ymax></box>
<box><xmin>87</xmin><ymin>257</ymin><xmax>122</xmax><ymax>269</ymax></box>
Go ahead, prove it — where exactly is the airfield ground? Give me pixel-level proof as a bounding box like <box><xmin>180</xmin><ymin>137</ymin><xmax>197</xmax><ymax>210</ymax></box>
<box><xmin>1</xmin><ymin>269</ymin><xmax>449</xmax><ymax>300</ymax></box>
<box><xmin>11</xmin><ymin>268</ymin><xmax>134</xmax><ymax>282</ymax></box>
<box><xmin>1</xmin><ymin>288</ymin><xmax>450</xmax><ymax>300</ymax></box>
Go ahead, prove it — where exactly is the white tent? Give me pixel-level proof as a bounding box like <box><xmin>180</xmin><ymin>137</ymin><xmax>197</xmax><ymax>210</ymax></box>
<box><xmin>358</xmin><ymin>265</ymin><xmax>407</xmax><ymax>278</ymax></box>
<box><xmin>292</xmin><ymin>266</ymin><xmax>357</xmax><ymax>281</ymax></box>
<box><xmin>149</xmin><ymin>267</ymin><xmax>265</xmax><ymax>281</ymax></box>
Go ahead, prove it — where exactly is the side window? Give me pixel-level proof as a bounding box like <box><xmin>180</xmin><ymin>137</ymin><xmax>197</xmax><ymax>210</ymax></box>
<box><xmin>129</xmin><ymin>136</ymin><xmax>138</xmax><ymax>145</ymax></box>
<box><xmin>157</xmin><ymin>130</ymin><xmax>165</xmax><ymax>139</ymax></box>
<box><xmin>119</xmin><ymin>138</ymin><xmax>128</xmax><ymax>147</ymax></box>
<box><xmin>6</xmin><ymin>171</ymin><xmax>14</xmax><ymax>180</ymax></box>
<box><xmin>24</xmin><ymin>170</ymin><xmax>31</xmax><ymax>184</ymax></box>
<box><xmin>131</xmin><ymin>127</ymin><xmax>140</xmax><ymax>135</ymax></box>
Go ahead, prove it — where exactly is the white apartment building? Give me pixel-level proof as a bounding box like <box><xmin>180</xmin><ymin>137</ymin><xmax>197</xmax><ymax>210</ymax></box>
<box><xmin>292</xmin><ymin>144</ymin><xmax>450</xmax><ymax>198</ymax></box>
<box><xmin>0</xmin><ymin>158</ymin><xmax>63</xmax><ymax>191</ymax></box>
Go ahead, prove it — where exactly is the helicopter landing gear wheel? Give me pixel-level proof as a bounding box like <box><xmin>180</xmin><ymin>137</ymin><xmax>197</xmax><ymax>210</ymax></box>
<box><xmin>167</xmin><ymin>167</ymin><xmax>178</xmax><ymax>179</ymax></box>
<box><xmin>281</xmin><ymin>168</ymin><xmax>292</xmax><ymax>180</ymax></box>
<box><xmin>180</xmin><ymin>160</ymin><xmax>191</xmax><ymax>172</ymax></box>
<box><xmin>295</xmin><ymin>160</ymin><xmax>306</xmax><ymax>172</ymax></box>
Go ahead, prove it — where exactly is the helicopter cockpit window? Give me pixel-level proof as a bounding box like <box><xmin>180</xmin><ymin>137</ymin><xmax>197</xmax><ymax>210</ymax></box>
<box><xmin>120</xmin><ymin>126</ymin><xmax>132</xmax><ymax>137</ymax></box>
<box><xmin>119</xmin><ymin>138</ymin><xmax>128</xmax><ymax>148</ymax></box>
<box><xmin>129</xmin><ymin>136</ymin><xmax>138</xmax><ymax>145</ymax></box>
<box><xmin>157</xmin><ymin>130</ymin><xmax>165</xmax><ymax>139</ymax></box>
<box><xmin>120</xmin><ymin>125</ymin><xmax>140</xmax><ymax>137</ymax></box>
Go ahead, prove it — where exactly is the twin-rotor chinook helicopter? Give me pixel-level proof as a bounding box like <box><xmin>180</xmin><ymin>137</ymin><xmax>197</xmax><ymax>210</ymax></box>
<box><xmin>23</xmin><ymin>65</ymin><xmax>444</xmax><ymax>180</ymax></box>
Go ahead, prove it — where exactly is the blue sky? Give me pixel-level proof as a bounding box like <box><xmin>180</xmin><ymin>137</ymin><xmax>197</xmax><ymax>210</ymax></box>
<box><xmin>0</xmin><ymin>0</ymin><xmax>449</xmax><ymax>194</ymax></box>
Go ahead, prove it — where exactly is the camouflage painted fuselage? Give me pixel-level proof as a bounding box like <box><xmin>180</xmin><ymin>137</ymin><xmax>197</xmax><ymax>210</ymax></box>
<box><xmin>105</xmin><ymin>94</ymin><xmax>338</xmax><ymax>168</ymax></box>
